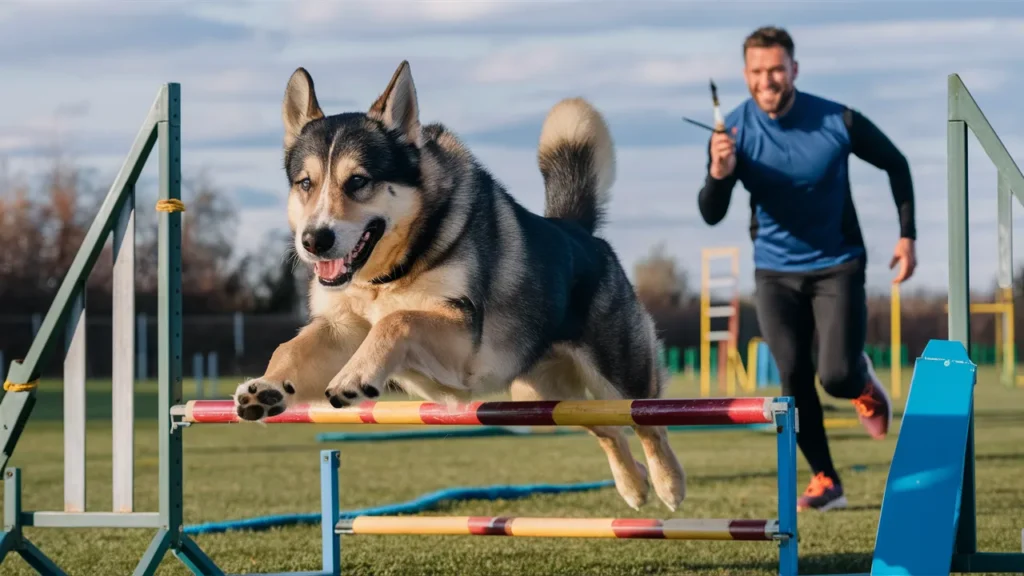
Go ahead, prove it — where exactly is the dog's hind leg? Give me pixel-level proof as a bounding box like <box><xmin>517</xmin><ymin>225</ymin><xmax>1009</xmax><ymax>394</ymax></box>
<box><xmin>631</xmin><ymin>425</ymin><xmax>685</xmax><ymax>511</ymax></box>
<box><xmin>582</xmin><ymin>425</ymin><xmax>650</xmax><ymax>510</ymax></box>
<box><xmin>510</xmin><ymin>349</ymin><xmax>650</xmax><ymax>510</ymax></box>
<box><xmin>234</xmin><ymin>314</ymin><xmax>370</xmax><ymax>420</ymax></box>
<box><xmin>570</xmin><ymin>347</ymin><xmax>686</xmax><ymax>511</ymax></box>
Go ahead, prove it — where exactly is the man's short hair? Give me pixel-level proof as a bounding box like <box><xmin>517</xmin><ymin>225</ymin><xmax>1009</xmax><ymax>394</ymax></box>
<box><xmin>743</xmin><ymin>26</ymin><xmax>795</xmax><ymax>59</ymax></box>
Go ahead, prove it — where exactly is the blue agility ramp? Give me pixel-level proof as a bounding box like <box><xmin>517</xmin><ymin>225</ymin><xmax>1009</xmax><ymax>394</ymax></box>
<box><xmin>870</xmin><ymin>340</ymin><xmax>975</xmax><ymax>576</ymax></box>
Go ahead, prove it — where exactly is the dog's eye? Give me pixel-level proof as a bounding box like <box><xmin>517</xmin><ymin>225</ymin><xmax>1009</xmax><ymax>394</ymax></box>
<box><xmin>298</xmin><ymin>177</ymin><xmax>311</xmax><ymax>192</ymax></box>
<box><xmin>345</xmin><ymin>175</ymin><xmax>369</xmax><ymax>193</ymax></box>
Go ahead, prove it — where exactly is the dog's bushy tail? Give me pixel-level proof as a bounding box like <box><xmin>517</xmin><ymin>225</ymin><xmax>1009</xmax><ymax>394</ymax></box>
<box><xmin>537</xmin><ymin>97</ymin><xmax>615</xmax><ymax>234</ymax></box>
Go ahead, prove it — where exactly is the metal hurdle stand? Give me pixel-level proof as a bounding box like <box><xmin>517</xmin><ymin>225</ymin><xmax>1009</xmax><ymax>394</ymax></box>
<box><xmin>170</xmin><ymin>397</ymin><xmax>799</xmax><ymax>576</ymax></box>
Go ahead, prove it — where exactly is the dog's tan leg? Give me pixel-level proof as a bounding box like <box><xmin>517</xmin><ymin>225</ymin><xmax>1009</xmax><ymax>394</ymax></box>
<box><xmin>324</xmin><ymin>309</ymin><xmax>473</xmax><ymax>407</ymax></box>
<box><xmin>576</xmin><ymin>357</ymin><xmax>686</xmax><ymax>510</ymax></box>
<box><xmin>510</xmin><ymin>353</ymin><xmax>649</xmax><ymax>510</ymax></box>
<box><xmin>631</xmin><ymin>425</ymin><xmax>686</xmax><ymax>511</ymax></box>
<box><xmin>584</xmin><ymin>425</ymin><xmax>650</xmax><ymax>510</ymax></box>
<box><xmin>234</xmin><ymin>314</ymin><xmax>370</xmax><ymax>420</ymax></box>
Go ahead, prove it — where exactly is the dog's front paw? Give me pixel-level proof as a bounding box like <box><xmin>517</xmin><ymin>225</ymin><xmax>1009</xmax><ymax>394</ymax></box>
<box><xmin>233</xmin><ymin>378</ymin><xmax>296</xmax><ymax>421</ymax></box>
<box><xmin>324</xmin><ymin>365</ymin><xmax>383</xmax><ymax>408</ymax></box>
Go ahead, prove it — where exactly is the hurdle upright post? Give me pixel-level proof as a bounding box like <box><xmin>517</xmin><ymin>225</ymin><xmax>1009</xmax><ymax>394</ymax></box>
<box><xmin>157</xmin><ymin>81</ymin><xmax>185</xmax><ymax>552</ymax></box>
<box><xmin>996</xmin><ymin>172</ymin><xmax>1016</xmax><ymax>387</ymax></box>
<box><xmin>112</xmin><ymin>182</ymin><xmax>136</xmax><ymax>513</ymax></box>
<box><xmin>700</xmin><ymin>251</ymin><xmax>712</xmax><ymax>397</ymax></box>
<box><xmin>135</xmin><ymin>82</ymin><xmax>222</xmax><ymax>576</ymax></box>
<box><xmin>320</xmin><ymin>450</ymin><xmax>341</xmax><ymax>575</ymax></box>
<box><xmin>63</xmin><ymin>290</ymin><xmax>86</xmax><ymax>514</ymax></box>
<box><xmin>947</xmin><ymin>75</ymin><xmax>975</xmax><ymax>560</ymax></box>
<box><xmin>774</xmin><ymin>396</ymin><xmax>798</xmax><ymax>575</ymax></box>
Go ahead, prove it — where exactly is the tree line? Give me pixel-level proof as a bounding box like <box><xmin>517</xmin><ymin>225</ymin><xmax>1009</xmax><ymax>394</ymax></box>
<box><xmin>0</xmin><ymin>150</ymin><xmax>304</xmax><ymax>318</ymax></box>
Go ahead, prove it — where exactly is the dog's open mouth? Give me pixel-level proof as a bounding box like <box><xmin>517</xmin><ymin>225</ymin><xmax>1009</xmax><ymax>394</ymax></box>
<box><xmin>313</xmin><ymin>218</ymin><xmax>386</xmax><ymax>286</ymax></box>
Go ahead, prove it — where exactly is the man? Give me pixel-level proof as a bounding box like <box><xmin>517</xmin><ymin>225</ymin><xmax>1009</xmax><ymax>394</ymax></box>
<box><xmin>697</xmin><ymin>26</ymin><xmax>917</xmax><ymax>512</ymax></box>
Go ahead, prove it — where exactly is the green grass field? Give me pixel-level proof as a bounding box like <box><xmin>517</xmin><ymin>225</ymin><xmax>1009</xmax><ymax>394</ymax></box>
<box><xmin>1</xmin><ymin>368</ymin><xmax>1022</xmax><ymax>575</ymax></box>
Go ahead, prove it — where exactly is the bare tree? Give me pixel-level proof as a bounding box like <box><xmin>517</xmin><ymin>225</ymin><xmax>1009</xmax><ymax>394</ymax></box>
<box><xmin>634</xmin><ymin>242</ymin><xmax>690</xmax><ymax>309</ymax></box>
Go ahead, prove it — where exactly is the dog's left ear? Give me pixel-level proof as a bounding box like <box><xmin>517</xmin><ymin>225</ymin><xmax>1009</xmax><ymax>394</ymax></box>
<box><xmin>369</xmin><ymin>60</ymin><xmax>421</xmax><ymax>147</ymax></box>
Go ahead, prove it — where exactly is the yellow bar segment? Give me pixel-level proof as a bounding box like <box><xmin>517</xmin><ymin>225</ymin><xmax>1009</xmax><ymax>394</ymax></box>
<box><xmin>308</xmin><ymin>408</ymin><xmax>365</xmax><ymax>424</ymax></box>
<box><xmin>506</xmin><ymin>518</ymin><xmax>617</xmax><ymax>538</ymax></box>
<box><xmin>349</xmin><ymin>516</ymin><xmax>472</xmax><ymax>535</ymax></box>
<box><xmin>550</xmin><ymin>400</ymin><xmax>636</xmax><ymax>426</ymax></box>
<box><xmin>369</xmin><ymin>401</ymin><xmax>428</xmax><ymax>425</ymax></box>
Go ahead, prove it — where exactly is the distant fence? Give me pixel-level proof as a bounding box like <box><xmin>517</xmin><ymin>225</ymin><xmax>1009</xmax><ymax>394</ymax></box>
<box><xmin>0</xmin><ymin>297</ymin><xmax>1017</xmax><ymax>381</ymax></box>
<box><xmin>0</xmin><ymin>312</ymin><xmax>304</xmax><ymax>380</ymax></box>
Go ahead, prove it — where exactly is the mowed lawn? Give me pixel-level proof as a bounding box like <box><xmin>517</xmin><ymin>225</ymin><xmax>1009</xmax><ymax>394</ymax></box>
<box><xmin>1</xmin><ymin>367</ymin><xmax>1023</xmax><ymax>575</ymax></box>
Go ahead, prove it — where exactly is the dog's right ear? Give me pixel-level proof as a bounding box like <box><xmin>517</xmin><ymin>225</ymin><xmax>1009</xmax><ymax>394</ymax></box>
<box><xmin>282</xmin><ymin>67</ymin><xmax>324</xmax><ymax>148</ymax></box>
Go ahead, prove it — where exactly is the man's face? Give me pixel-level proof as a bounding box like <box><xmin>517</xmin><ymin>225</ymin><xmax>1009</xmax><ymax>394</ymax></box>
<box><xmin>743</xmin><ymin>46</ymin><xmax>798</xmax><ymax>116</ymax></box>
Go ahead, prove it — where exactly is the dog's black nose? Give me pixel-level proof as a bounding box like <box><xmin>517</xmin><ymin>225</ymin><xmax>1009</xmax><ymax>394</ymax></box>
<box><xmin>301</xmin><ymin>228</ymin><xmax>335</xmax><ymax>255</ymax></box>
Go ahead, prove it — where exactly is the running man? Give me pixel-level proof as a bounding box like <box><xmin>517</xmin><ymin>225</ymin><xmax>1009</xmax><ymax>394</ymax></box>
<box><xmin>696</xmin><ymin>26</ymin><xmax>917</xmax><ymax>512</ymax></box>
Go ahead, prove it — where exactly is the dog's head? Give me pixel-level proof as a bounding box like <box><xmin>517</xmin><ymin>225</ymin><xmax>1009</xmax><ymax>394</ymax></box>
<box><xmin>281</xmin><ymin>61</ymin><xmax>424</xmax><ymax>289</ymax></box>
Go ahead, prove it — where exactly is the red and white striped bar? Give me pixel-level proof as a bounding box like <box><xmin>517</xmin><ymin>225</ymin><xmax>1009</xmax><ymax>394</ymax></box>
<box><xmin>172</xmin><ymin>397</ymin><xmax>783</xmax><ymax>427</ymax></box>
<box><xmin>336</xmin><ymin>516</ymin><xmax>781</xmax><ymax>540</ymax></box>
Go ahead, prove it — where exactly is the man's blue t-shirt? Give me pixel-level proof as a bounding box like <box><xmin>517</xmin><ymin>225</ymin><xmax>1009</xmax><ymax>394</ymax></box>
<box><xmin>698</xmin><ymin>90</ymin><xmax>915</xmax><ymax>274</ymax></box>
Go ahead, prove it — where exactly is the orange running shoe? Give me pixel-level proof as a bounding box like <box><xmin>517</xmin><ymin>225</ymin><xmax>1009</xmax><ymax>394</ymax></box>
<box><xmin>797</xmin><ymin>472</ymin><xmax>847</xmax><ymax>512</ymax></box>
<box><xmin>852</xmin><ymin>352</ymin><xmax>893</xmax><ymax>440</ymax></box>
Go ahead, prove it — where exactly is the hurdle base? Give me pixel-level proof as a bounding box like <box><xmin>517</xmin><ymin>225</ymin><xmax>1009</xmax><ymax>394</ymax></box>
<box><xmin>1</xmin><ymin>468</ymin><xmax>67</xmax><ymax>576</ymax></box>
<box><xmin>951</xmin><ymin>551</ymin><xmax>1024</xmax><ymax>573</ymax></box>
<box><xmin>134</xmin><ymin>529</ymin><xmax>225</xmax><ymax>576</ymax></box>
<box><xmin>0</xmin><ymin>530</ymin><xmax>67</xmax><ymax>576</ymax></box>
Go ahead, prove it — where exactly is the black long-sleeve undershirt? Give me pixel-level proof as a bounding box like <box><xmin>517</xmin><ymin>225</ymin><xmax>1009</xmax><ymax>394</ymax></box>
<box><xmin>696</xmin><ymin>108</ymin><xmax>916</xmax><ymax>240</ymax></box>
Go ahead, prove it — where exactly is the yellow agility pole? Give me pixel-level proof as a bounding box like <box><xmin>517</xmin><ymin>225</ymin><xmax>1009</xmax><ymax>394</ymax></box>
<box><xmin>891</xmin><ymin>283</ymin><xmax>902</xmax><ymax>399</ymax></box>
<box><xmin>998</xmin><ymin>287</ymin><xmax>1017</xmax><ymax>387</ymax></box>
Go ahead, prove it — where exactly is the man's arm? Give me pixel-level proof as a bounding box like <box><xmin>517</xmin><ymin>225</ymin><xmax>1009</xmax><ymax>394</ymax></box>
<box><xmin>698</xmin><ymin>138</ymin><xmax>739</xmax><ymax>225</ymax></box>
<box><xmin>844</xmin><ymin>108</ymin><xmax>916</xmax><ymax>240</ymax></box>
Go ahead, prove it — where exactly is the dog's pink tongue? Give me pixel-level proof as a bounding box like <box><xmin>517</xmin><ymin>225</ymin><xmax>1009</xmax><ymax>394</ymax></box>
<box><xmin>314</xmin><ymin>259</ymin><xmax>346</xmax><ymax>280</ymax></box>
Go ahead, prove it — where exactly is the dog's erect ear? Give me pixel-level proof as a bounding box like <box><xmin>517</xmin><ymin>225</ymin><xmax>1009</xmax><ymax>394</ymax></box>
<box><xmin>368</xmin><ymin>61</ymin><xmax>421</xmax><ymax>147</ymax></box>
<box><xmin>282</xmin><ymin>67</ymin><xmax>324</xmax><ymax>148</ymax></box>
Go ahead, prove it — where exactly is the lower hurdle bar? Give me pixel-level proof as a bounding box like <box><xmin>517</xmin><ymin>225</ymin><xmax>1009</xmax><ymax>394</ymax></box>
<box><xmin>172</xmin><ymin>397</ymin><xmax>799</xmax><ymax>576</ymax></box>
<box><xmin>337</xmin><ymin>516</ymin><xmax>780</xmax><ymax>540</ymax></box>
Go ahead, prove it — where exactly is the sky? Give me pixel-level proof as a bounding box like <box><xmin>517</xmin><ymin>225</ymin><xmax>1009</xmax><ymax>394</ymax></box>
<box><xmin>1</xmin><ymin>0</ymin><xmax>1023</xmax><ymax>296</ymax></box>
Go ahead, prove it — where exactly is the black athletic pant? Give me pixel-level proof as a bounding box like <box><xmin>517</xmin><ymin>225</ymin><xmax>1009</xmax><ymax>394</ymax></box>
<box><xmin>753</xmin><ymin>257</ymin><xmax>870</xmax><ymax>484</ymax></box>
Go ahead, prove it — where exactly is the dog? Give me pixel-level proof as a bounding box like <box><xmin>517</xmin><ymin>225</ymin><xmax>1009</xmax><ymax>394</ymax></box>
<box><xmin>232</xmin><ymin>61</ymin><xmax>686</xmax><ymax>511</ymax></box>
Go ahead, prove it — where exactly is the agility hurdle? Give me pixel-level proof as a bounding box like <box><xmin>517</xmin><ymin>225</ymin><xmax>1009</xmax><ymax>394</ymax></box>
<box><xmin>0</xmin><ymin>82</ymin><xmax>222</xmax><ymax>575</ymax></box>
<box><xmin>699</xmin><ymin>246</ymin><xmax>746</xmax><ymax>397</ymax></box>
<box><xmin>171</xmin><ymin>396</ymin><xmax>800</xmax><ymax>575</ymax></box>
<box><xmin>942</xmin><ymin>72</ymin><xmax>1024</xmax><ymax>574</ymax></box>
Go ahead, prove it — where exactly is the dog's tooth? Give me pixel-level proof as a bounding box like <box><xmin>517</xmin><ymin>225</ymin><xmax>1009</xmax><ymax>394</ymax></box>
<box><xmin>363</xmin><ymin>231</ymin><xmax>371</xmax><ymax>240</ymax></box>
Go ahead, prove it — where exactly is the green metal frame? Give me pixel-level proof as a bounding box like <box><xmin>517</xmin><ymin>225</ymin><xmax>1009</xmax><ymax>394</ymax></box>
<box><xmin>946</xmin><ymin>73</ymin><xmax>1024</xmax><ymax>573</ymax></box>
<box><xmin>0</xmin><ymin>84</ymin><xmax>221</xmax><ymax>575</ymax></box>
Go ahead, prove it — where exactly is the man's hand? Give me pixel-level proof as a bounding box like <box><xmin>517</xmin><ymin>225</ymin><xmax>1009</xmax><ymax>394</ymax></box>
<box><xmin>890</xmin><ymin>237</ymin><xmax>916</xmax><ymax>284</ymax></box>
<box><xmin>709</xmin><ymin>127</ymin><xmax>738</xmax><ymax>180</ymax></box>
